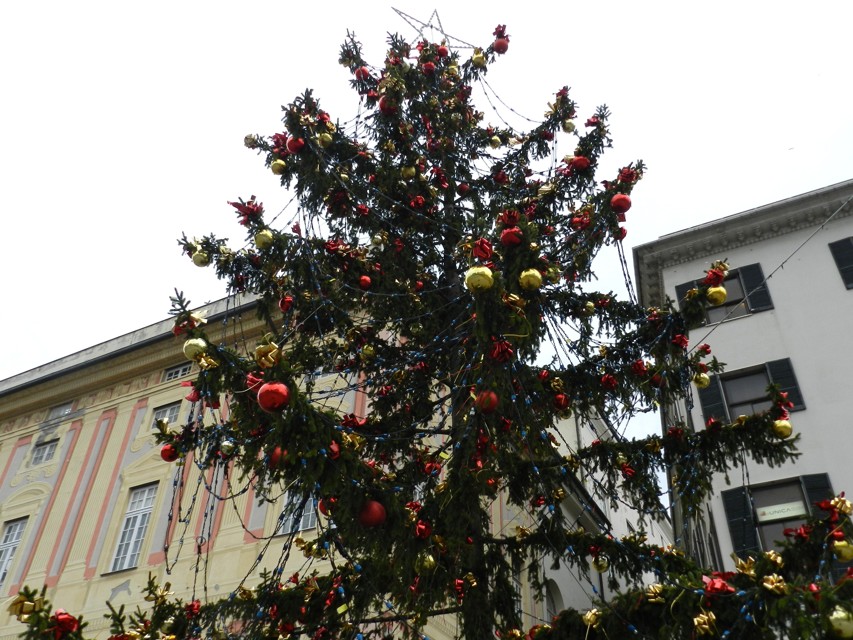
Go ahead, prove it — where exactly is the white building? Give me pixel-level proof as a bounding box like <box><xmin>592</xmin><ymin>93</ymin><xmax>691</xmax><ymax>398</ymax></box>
<box><xmin>633</xmin><ymin>178</ymin><xmax>853</xmax><ymax>568</ymax></box>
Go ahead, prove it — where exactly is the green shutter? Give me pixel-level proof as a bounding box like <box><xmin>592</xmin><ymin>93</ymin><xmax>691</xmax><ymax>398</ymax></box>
<box><xmin>766</xmin><ymin>359</ymin><xmax>805</xmax><ymax>410</ymax></box>
<box><xmin>829</xmin><ymin>238</ymin><xmax>853</xmax><ymax>289</ymax></box>
<box><xmin>739</xmin><ymin>263</ymin><xmax>773</xmax><ymax>312</ymax></box>
<box><xmin>697</xmin><ymin>375</ymin><xmax>727</xmax><ymax>424</ymax></box>
<box><xmin>721</xmin><ymin>487</ymin><xmax>760</xmax><ymax>558</ymax></box>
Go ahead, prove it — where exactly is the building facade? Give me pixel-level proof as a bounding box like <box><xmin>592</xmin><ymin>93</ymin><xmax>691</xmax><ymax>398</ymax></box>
<box><xmin>0</xmin><ymin>298</ymin><xmax>667</xmax><ymax>638</ymax></box>
<box><xmin>634</xmin><ymin>178</ymin><xmax>853</xmax><ymax>568</ymax></box>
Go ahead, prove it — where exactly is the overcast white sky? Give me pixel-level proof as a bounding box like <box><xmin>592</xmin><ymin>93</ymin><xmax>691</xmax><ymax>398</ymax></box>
<box><xmin>1</xmin><ymin>1</ymin><xmax>851</xmax><ymax>382</ymax></box>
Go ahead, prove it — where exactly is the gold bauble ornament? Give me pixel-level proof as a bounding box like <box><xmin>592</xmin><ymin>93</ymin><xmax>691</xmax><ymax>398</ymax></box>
<box><xmin>401</xmin><ymin>165</ymin><xmax>417</xmax><ymax>179</ymax></box>
<box><xmin>561</xmin><ymin>119</ymin><xmax>576</xmax><ymax>133</ymax></box>
<box><xmin>830</xmin><ymin>607</ymin><xmax>853</xmax><ymax>638</ymax></box>
<box><xmin>316</xmin><ymin>132</ymin><xmax>333</xmax><ymax>148</ymax></box>
<box><xmin>772</xmin><ymin>419</ymin><xmax>793</xmax><ymax>439</ymax></box>
<box><xmin>592</xmin><ymin>555</ymin><xmax>609</xmax><ymax>573</ymax></box>
<box><xmin>192</xmin><ymin>251</ymin><xmax>210</xmax><ymax>267</ymax></box>
<box><xmin>254</xmin><ymin>229</ymin><xmax>274</xmax><ymax>250</ymax></box>
<box><xmin>361</xmin><ymin>345</ymin><xmax>376</xmax><ymax>361</ymax></box>
<box><xmin>270</xmin><ymin>159</ymin><xmax>287</xmax><ymax>175</ymax></box>
<box><xmin>183</xmin><ymin>338</ymin><xmax>208</xmax><ymax>361</ymax></box>
<box><xmin>693</xmin><ymin>372</ymin><xmax>711</xmax><ymax>389</ymax></box>
<box><xmin>583</xmin><ymin>301</ymin><xmax>596</xmax><ymax>316</ymax></box>
<box><xmin>519</xmin><ymin>269</ymin><xmax>543</xmax><ymax>290</ymax></box>
<box><xmin>414</xmin><ymin>550</ymin><xmax>437</xmax><ymax>573</ymax></box>
<box><xmin>834</xmin><ymin>540</ymin><xmax>853</xmax><ymax>563</ymax></box>
<box><xmin>706</xmin><ymin>286</ymin><xmax>727</xmax><ymax>306</ymax></box>
<box><xmin>489</xmin><ymin>135</ymin><xmax>501</xmax><ymax>149</ymax></box>
<box><xmin>472</xmin><ymin>49</ymin><xmax>487</xmax><ymax>68</ymax></box>
<box><xmin>465</xmin><ymin>266</ymin><xmax>494</xmax><ymax>292</ymax></box>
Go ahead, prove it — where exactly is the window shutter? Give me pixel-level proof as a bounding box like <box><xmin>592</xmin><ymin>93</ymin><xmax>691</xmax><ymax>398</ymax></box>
<box><xmin>697</xmin><ymin>375</ymin><xmax>727</xmax><ymax>424</ymax></box>
<box><xmin>674</xmin><ymin>281</ymin><xmax>695</xmax><ymax>310</ymax></box>
<box><xmin>739</xmin><ymin>264</ymin><xmax>774</xmax><ymax>312</ymax></box>
<box><xmin>829</xmin><ymin>238</ymin><xmax>853</xmax><ymax>289</ymax></box>
<box><xmin>802</xmin><ymin>473</ymin><xmax>834</xmax><ymax>512</ymax></box>
<box><xmin>721</xmin><ymin>487</ymin><xmax>760</xmax><ymax>558</ymax></box>
<box><xmin>766</xmin><ymin>359</ymin><xmax>805</xmax><ymax>410</ymax></box>
<box><xmin>802</xmin><ymin>473</ymin><xmax>845</xmax><ymax>580</ymax></box>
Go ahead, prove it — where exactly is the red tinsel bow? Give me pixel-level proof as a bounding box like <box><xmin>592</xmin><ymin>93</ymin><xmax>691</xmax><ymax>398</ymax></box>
<box><xmin>50</xmin><ymin>610</ymin><xmax>79</xmax><ymax>640</ymax></box>
<box><xmin>701</xmin><ymin>268</ymin><xmax>726</xmax><ymax>286</ymax></box>
<box><xmin>702</xmin><ymin>575</ymin><xmax>734</xmax><ymax>595</ymax></box>
<box><xmin>414</xmin><ymin>520</ymin><xmax>433</xmax><ymax>539</ymax></box>
<box><xmin>600</xmin><ymin>374</ymin><xmax>618</xmax><ymax>391</ymax></box>
<box><xmin>228</xmin><ymin>197</ymin><xmax>264</xmax><ymax>226</ymax></box>
<box><xmin>489</xmin><ymin>339</ymin><xmax>514</xmax><ymax>363</ymax></box>
<box><xmin>185</xmin><ymin>599</ymin><xmax>201</xmax><ymax>618</ymax></box>
<box><xmin>498</xmin><ymin>209</ymin><xmax>520</xmax><ymax>227</ymax></box>
<box><xmin>472</xmin><ymin>238</ymin><xmax>493</xmax><ymax>260</ymax></box>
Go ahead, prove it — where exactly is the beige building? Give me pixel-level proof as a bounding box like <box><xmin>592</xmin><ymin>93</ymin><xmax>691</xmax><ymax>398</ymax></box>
<box><xmin>0</xmin><ymin>296</ymin><xmax>669</xmax><ymax>639</ymax></box>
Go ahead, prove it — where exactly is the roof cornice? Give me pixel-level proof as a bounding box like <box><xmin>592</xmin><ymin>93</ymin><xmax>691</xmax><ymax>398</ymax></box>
<box><xmin>633</xmin><ymin>179</ymin><xmax>853</xmax><ymax>307</ymax></box>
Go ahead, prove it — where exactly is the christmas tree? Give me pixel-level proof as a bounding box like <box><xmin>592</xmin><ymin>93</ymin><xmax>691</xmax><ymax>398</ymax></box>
<box><xmin>11</xmin><ymin>23</ymin><xmax>853</xmax><ymax>640</ymax></box>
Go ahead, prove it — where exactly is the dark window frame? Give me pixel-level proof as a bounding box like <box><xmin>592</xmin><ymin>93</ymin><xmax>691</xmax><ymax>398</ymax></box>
<box><xmin>675</xmin><ymin>263</ymin><xmax>773</xmax><ymax>325</ymax></box>
<box><xmin>697</xmin><ymin>358</ymin><xmax>804</xmax><ymax>424</ymax></box>
<box><xmin>829</xmin><ymin>237</ymin><xmax>853</xmax><ymax>289</ymax></box>
<box><xmin>722</xmin><ymin>474</ymin><xmax>840</xmax><ymax>580</ymax></box>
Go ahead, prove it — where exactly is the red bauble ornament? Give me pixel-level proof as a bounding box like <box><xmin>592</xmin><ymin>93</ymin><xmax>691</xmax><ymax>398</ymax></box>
<box><xmin>257</xmin><ymin>382</ymin><xmax>291</xmax><ymax>412</ymax></box>
<box><xmin>318</xmin><ymin>497</ymin><xmax>337</xmax><ymax>516</ymax></box>
<box><xmin>569</xmin><ymin>156</ymin><xmax>590</xmax><ymax>171</ymax></box>
<box><xmin>358</xmin><ymin>500</ymin><xmax>387</xmax><ymax>527</ymax></box>
<box><xmin>610</xmin><ymin>194</ymin><xmax>632</xmax><ymax>214</ymax></box>
<box><xmin>267</xmin><ymin>445</ymin><xmax>286</xmax><ymax>470</ymax></box>
<box><xmin>286</xmin><ymin>137</ymin><xmax>305</xmax><ymax>154</ymax></box>
<box><xmin>378</xmin><ymin>95</ymin><xmax>397</xmax><ymax>115</ymax></box>
<box><xmin>161</xmin><ymin>444</ymin><xmax>179</xmax><ymax>462</ymax></box>
<box><xmin>354</xmin><ymin>66</ymin><xmax>371</xmax><ymax>81</ymax></box>
<box><xmin>422</xmin><ymin>61</ymin><xmax>436</xmax><ymax>75</ymax></box>
<box><xmin>456</xmin><ymin>183</ymin><xmax>470</xmax><ymax>196</ymax></box>
<box><xmin>437</xmin><ymin>45</ymin><xmax>449</xmax><ymax>58</ymax></box>
<box><xmin>359</xmin><ymin>275</ymin><xmax>372</xmax><ymax>290</ymax></box>
<box><xmin>278</xmin><ymin>295</ymin><xmax>294</xmax><ymax>313</ymax></box>
<box><xmin>500</xmin><ymin>226</ymin><xmax>524</xmax><ymax>248</ymax></box>
<box><xmin>553</xmin><ymin>393</ymin><xmax>570</xmax><ymax>411</ymax></box>
<box><xmin>493</xmin><ymin>37</ymin><xmax>509</xmax><ymax>54</ymax></box>
<box><xmin>475</xmin><ymin>390</ymin><xmax>500</xmax><ymax>414</ymax></box>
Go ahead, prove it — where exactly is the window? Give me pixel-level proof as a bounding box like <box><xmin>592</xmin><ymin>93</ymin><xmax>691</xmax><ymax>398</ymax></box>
<box><xmin>111</xmin><ymin>484</ymin><xmax>157</xmax><ymax>572</ymax></box>
<box><xmin>829</xmin><ymin>238</ymin><xmax>853</xmax><ymax>289</ymax></box>
<box><xmin>722</xmin><ymin>474</ymin><xmax>833</xmax><ymax>557</ymax></box>
<box><xmin>47</xmin><ymin>402</ymin><xmax>73</xmax><ymax>420</ymax></box>
<box><xmin>276</xmin><ymin>494</ymin><xmax>317</xmax><ymax>535</ymax></box>
<box><xmin>697</xmin><ymin>358</ymin><xmax>804</xmax><ymax>424</ymax></box>
<box><xmin>163</xmin><ymin>363</ymin><xmax>193</xmax><ymax>382</ymax></box>
<box><xmin>0</xmin><ymin>518</ymin><xmax>27</xmax><ymax>586</ymax></box>
<box><xmin>152</xmin><ymin>402</ymin><xmax>181</xmax><ymax>430</ymax></box>
<box><xmin>545</xmin><ymin>580</ymin><xmax>563</xmax><ymax>622</ymax></box>
<box><xmin>31</xmin><ymin>440</ymin><xmax>58</xmax><ymax>465</ymax></box>
<box><xmin>675</xmin><ymin>263</ymin><xmax>773</xmax><ymax>325</ymax></box>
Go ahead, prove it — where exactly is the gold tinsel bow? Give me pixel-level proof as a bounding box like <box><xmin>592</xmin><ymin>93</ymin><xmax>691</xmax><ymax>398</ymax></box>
<box><xmin>7</xmin><ymin>594</ymin><xmax>44</xmax><ymax>622</ymax></box>
<box><xmin>693</xmin><ymin>611</ymin><xmax>716</xmax><ymax>636</ymax></box>
<box><xmin>582</xmin><ymin>608</ymin><xmax>602</xmax><ymax>629</ymax></box>
<box><xmin>762</xmin><ymin>574</ymin><xmax>788</xmax><ymax>595</ymax></box>
<box><xmin>144</xmin><ymin>582</ymin><xmax>174</xmax><ymax>606</ymax></box>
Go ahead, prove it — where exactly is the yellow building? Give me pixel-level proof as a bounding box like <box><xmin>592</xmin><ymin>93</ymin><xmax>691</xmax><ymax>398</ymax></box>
<box><xmin>0</xmin><ymin>298</ymin><xmax>669</xmax><ymax>640</ymax></box>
